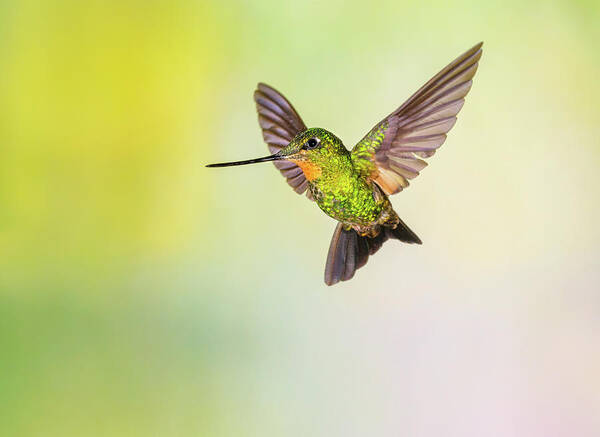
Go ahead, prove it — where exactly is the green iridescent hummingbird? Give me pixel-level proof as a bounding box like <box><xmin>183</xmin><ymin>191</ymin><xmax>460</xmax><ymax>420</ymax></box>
<box><xmin>207</xmin><ymin>43</ymin><xmax>483</xmax><ymax>285</ymax></box>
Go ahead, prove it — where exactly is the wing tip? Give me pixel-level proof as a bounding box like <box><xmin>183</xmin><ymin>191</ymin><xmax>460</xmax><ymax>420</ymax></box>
<box><xmin>257</xmin><ymin>82</ymin><xmax>272</xmax><ymax>91</ymax></box>
<box><xmin>468</xmin><ymin>41</ymin><xmax>484</xmax><ymax>55</ymax></box>
<box><xmin>469</xmin><ymin>42</ymin><xmax>484</xmax><ymax>63</ymax></box>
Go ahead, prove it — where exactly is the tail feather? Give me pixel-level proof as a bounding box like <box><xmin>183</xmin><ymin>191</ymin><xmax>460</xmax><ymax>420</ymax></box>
<box><xmin>389</xmin><ymin>217</ymin><xmax>422</xmax><ymax>245</ymax></box>
<box><xmin>324</xmin><ymin>221</ymin><xmax>421</xmax><ymax>286</ymax></box>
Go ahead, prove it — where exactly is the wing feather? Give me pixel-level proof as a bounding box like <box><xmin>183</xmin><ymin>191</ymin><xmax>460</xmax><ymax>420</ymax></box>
<box><xmin>351</xmin><ymin>42</ymin><xmax>483</xmax><ymax>195</ymax></box>
<box><xmin>254</xmin><ymin>83</ymin><xmax>312</xmax><ymax>197</ymax></box>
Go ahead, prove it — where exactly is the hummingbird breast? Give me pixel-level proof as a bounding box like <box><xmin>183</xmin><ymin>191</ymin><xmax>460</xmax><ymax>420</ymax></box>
<box><xmin>309</xmin><ymin>170</ymin><xmax>388</xmax><ymax>229</ymax></box>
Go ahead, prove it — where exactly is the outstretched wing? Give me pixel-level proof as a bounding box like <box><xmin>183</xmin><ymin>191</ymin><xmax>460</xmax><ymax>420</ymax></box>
<box><xmin>253</xmin><ymin>83</ymin><xmax>311</xmax><ymax>197</ymax></box>
<box><xmin>351</xmin><ymin>42</ymin><xmax>483</xmax><ymax>195</ymax></box>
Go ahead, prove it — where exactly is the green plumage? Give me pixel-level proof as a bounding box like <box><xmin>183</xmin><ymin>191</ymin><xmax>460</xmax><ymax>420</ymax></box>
<box><xmin>351</xmin><ymin>120</ymin><xmax>388</xmax><ymax>179</ymax></box>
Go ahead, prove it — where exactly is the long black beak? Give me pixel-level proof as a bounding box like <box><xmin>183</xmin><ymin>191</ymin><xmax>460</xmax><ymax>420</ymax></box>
<box><xmin>205</xmin><ymin>152</ymin><xmax>283</xmax><ymax>168</ymax></box>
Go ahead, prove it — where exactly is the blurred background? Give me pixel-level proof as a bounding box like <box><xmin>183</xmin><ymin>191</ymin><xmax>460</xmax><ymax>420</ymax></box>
<box><xmin>1</xmin><ymin>0</ymin><xmax>599</xmax><ymax>436</ymax></box>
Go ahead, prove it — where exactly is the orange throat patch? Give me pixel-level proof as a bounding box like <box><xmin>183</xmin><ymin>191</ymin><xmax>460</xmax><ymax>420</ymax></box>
<box><xmin>290</xmin><ymin>159</ymin><xmax>322</xmax><ymax>181</ymax></box>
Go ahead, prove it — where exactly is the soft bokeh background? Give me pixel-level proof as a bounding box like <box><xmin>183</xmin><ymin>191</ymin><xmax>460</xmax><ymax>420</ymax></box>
<box><xmin>2</xmin><ymin>0</ymin><xmax>599</xmax><ymax>436</ymax></box>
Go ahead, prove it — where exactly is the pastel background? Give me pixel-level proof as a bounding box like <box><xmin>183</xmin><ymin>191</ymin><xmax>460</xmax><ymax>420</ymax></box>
<box><xmin>1</xmin><ymin>1</ymin><xmax>599</xmax><ymax>436</ymax></box>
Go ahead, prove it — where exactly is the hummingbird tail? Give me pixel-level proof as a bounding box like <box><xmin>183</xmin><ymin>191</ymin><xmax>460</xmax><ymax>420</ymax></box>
<box><xmin>324</xmin><ymin>221</ymin><xmax>421</xmax><ymax>286</ymax></box>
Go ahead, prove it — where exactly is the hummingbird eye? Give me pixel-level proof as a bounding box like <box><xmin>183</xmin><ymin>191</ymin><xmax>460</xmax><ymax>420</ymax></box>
<box><xmin>305</xmin><ymin>138</ymin><xmax>320</xmax><ymax>150</ymax></box>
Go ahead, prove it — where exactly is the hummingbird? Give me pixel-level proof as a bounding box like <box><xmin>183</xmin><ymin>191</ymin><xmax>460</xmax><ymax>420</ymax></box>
<box><xmin>207</xmin><ymin>42</ymin><xmax>482</xmax><ymax>285</ymax></box>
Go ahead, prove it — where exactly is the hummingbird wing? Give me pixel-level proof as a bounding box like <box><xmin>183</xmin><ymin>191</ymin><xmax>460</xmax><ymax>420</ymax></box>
<box><xmin>351</xmin><ymin>42</ymin><xmax>482</xmax><ymax>195</ymax></box>
<box><xmin>253</xmin><ymin>83</ymin><xmax>312</xmax><ymax>198</ymax></box>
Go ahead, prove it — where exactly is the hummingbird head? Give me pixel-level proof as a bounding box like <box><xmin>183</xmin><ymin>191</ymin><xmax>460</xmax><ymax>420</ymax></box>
<box><xmin>206</xmin><ymin>127</ymin><xmax>347</xmax><ymax>181</ymax></box>
<box><xmin>278</xmin><ymin>128</ymin><xmax>347</xmax><ymax>180</ymax></box>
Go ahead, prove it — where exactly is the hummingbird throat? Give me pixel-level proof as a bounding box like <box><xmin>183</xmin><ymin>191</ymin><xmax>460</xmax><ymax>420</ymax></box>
<box><xmin>289</xmin><ymin>159</ymin><xmax>322</xmax><ymax>181</ymax></box>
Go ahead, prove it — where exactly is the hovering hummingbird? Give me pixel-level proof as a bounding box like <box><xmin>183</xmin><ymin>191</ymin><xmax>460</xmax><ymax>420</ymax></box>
<box><xmin>207</xmin><ymin>42</ymin><xmax>482</xmax><ymax>285</ymax></box>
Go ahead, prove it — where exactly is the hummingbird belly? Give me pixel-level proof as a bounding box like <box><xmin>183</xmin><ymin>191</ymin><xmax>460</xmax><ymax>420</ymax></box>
<box><xmin>309</xmin><ymin>178</ymin><xmax>385</xmax><ymax>227</ymax></box>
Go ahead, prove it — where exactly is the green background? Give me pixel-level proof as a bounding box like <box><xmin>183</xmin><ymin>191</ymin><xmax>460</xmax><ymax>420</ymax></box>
<box><xmin>2</xmin><ymin>1</ymin><xmax>599</xmax><ymax>435</ymax></box>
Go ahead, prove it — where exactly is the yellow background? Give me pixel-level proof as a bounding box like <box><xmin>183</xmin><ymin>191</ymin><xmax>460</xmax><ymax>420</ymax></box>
<box><xmin>2</xmin><ymin>1</ymin><xmax>599</xmax><ymax>435</ymax></box>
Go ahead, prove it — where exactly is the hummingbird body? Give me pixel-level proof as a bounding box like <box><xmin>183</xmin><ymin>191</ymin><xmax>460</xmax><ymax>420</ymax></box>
<box><xmin>289</xmin><ymin>129</ymin><xmax>391</xmax><ymax>232</ymax></box>
<box><xmin>207</xmin><ymin>43</ymin><xmax>483</xmax><ymax>285</ymax></box>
